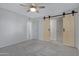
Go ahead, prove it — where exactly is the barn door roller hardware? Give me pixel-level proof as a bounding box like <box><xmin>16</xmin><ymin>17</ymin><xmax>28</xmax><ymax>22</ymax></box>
<box><xmin>43</xmin><ymin>16</ymin><xmax>45</xmax><ymax>20</ymax></box>
<box><xmin>43</xmin><ymin>10</ymin><xmax>78</xmax><ymax>19</ymax></box>
<box><xmin>72</xmin><ymin>10</ymin><xmax>76</xmax><ymax>16</ymax></box>
<box><xmin>43</xmin><ymin>16</ymin><xmax>51</xmax><ymax>20</ymax></box>
<box><xmin>48</xmin><ymin>16</ymin><xmax>51</xmax><ymax>20</ymax></box>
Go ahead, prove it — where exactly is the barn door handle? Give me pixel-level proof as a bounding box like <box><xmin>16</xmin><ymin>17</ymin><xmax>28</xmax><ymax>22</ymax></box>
<box><xmin>63</xmin><ymin>28</ymin><xmax>65</xmax><ymax>32</ymax></box>
<box><xmin>48</xmin><ymin>28</ymin><xmax>50</xmax><ymax>31</ymax></box>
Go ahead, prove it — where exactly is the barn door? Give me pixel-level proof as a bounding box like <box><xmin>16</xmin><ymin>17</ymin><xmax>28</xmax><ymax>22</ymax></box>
<box><xmin>63</xmin><ymin>14</ymin><xmax>75</xmax><ymax>47</ymax></box>
<box><xmin>43</xmin><ymin>18</ymin><xmax>50</xmax><ymax>41</ymax></box>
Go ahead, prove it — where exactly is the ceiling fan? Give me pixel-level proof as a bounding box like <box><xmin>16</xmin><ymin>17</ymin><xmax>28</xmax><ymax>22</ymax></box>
<box><xmin>20</xmin><ymin>3</ymin><xmax>45</xmax><ymax>13</ymax></box>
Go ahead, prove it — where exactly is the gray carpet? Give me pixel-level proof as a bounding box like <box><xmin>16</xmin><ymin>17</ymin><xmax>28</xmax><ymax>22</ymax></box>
<box><xmin>0</xmin><ymin>39</ymin><xmax>79</xmax><ymax>56</ymax></box>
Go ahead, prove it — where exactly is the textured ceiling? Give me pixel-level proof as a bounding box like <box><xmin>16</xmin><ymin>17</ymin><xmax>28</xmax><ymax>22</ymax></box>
<box><xmin>0</xmin><ymin>3</ymin><xmax>79</xmax><ymax>18</ymax></box>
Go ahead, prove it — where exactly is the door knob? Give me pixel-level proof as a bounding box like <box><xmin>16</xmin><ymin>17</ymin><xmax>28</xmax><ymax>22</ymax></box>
<box><xmin>48</xmin><ymin>28</ymin><xmax>50</xmax><ymax>31</ymax></box>
<box><xmin>63</xmin><ymin>28</ymin><xmax>65</xmax><ymax>32</ymax></box>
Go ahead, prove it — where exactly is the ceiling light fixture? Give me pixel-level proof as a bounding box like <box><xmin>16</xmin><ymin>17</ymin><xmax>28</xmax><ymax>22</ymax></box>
<box><xmin>20</xmin><ymin>3</ymin><xmax>45</xmax><ymax>13</ymax></box>
<box><xmin>30</xmin><ymin>7</ymin><xmax>36</xmax><ymax>12</ymax></box>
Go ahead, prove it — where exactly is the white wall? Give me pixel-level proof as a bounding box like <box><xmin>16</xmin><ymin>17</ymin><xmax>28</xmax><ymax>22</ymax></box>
<box><xmin>0</xmin><ymin>8</ymin><xmax>27</xmax><ymax>48</ymax></box>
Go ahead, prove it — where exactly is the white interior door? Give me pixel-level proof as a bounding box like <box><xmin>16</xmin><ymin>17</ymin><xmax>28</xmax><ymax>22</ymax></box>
<box><xmin>27</xmin><ymin>21</ymin><xmax>32</xmax><ymax>40</ymax></box>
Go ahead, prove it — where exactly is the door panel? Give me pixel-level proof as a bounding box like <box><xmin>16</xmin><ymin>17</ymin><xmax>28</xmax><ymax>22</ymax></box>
<box><xmin>63</xmin><ymin>14</ymin><xmax>74</xmax><ymax>47</ymax></box>
<box><xmin>27</xmin><ymin>21</ymin><xmax>32</xmax><ymax>40</ymax></box>
<box><xmin>43</xmin><ymin>18</ymin><xmax>50</xmax><ymax>41</ymax></box>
